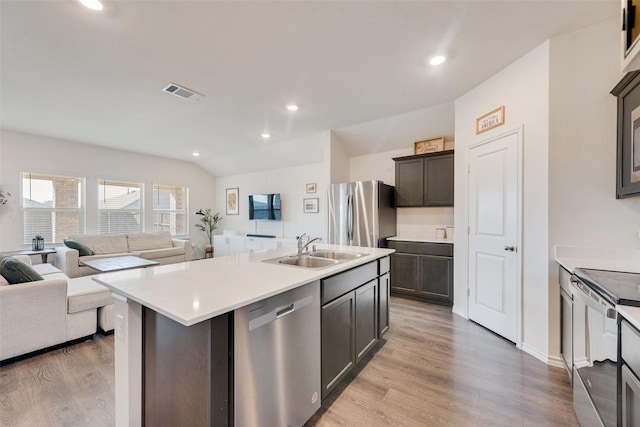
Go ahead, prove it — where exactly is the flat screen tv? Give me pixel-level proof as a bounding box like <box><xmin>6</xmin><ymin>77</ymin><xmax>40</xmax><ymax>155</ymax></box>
<box><xmin>248</xmin><ymin>193</ymin><xmax>282</xmax><ymax>220</ymax></box>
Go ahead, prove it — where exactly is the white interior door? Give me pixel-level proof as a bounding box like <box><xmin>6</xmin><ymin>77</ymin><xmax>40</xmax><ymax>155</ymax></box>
<box><xmin>468</xmin><ymin>130</ymin><xmax>520</xmax><ymax>343</ymax></box>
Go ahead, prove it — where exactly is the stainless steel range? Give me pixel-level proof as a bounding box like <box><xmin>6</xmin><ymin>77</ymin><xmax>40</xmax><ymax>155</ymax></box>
<box><xmin>571</xmin><ymin>268</ymin><xmax>640</xmax><ymax>427</ymax></box>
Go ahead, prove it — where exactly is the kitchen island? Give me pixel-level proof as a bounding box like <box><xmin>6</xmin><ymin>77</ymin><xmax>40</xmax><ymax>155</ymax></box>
<box><xmin>93</xmin><ymin>244</ymin><xmax>393</xmax><ymax>427</ymax></box>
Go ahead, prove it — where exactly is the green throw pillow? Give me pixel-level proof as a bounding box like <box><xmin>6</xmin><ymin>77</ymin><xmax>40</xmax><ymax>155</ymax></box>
<box><xmin>0</xmin><ymin>255</ymin><xmax>44</xmax><ymax>284</ymax></box>
<box><xmin>64</xmin><ymin>239</ymin><xmax>94</xmax><ymax>256</ymax></box>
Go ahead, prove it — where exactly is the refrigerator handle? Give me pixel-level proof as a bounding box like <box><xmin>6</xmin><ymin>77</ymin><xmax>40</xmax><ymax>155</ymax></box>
<box><xmin>347</xmin><ymin>195</ymin><xmax>353</xmax><ymax>243</ymax></box>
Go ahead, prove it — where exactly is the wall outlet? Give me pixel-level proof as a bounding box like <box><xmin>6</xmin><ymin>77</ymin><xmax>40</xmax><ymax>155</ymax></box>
<box><xmin>116</xmin><ymin>314</ymin><xmax>125</xmax><ymax>341</ymax></box>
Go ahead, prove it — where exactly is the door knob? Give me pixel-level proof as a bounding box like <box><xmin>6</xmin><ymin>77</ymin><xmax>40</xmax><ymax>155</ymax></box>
<box><xmin>504</xmin><ymin>246</ymin><xmax>516</xmax><ymax>252</ymax></box>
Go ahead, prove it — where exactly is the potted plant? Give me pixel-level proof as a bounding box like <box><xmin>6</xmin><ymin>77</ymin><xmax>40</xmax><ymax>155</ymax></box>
<box><xmin>194</xmin><ymin>209</ymin><xmax>222</xmax><ymax>251</ymax></box>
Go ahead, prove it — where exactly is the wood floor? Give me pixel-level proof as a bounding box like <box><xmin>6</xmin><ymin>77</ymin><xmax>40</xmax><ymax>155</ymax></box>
<box><xmin>0</xmin><ymin>297</ymin><xmax>577</xmax><ymax>427</ymax></box>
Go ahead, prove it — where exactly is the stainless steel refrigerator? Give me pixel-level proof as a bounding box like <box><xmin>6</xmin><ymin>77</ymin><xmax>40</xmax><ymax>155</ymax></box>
<box><xmin>327</xmin><ymin>180</ymin><xmax>396</xmax><ymax>248</ymax></box>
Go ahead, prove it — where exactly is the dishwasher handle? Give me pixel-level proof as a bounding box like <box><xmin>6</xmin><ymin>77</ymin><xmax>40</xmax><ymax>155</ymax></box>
<box><xmin>248</xmin><ymin>295</ymin><xmax>313</xmax><ymax>331</ymax></box>
<box><xmin>276</xmin><ymin>304</ymin><xmax>295</xmax><ymax>318</ymax></box>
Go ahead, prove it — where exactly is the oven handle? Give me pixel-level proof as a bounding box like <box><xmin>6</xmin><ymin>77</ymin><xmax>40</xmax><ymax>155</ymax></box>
<box><xmin>570</xmin><ymin>275</ymin><xmax>617</xmax><ymax>319</ymax></box>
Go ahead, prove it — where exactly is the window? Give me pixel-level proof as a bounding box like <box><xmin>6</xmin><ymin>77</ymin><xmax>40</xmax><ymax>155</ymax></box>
<box><xmin>98</xmin><ymin>179</ymin><xmax>143</xmax><ymax>234</ymax></box>
<box><xmin>153</xmin><ymin>184</ymin><xmax>188</xmax><ymax>235</ymax></box>
<box><xmin>21</xmin><ymin>173</ymin><xmax>85</xmax><ymax>244</ymax></box>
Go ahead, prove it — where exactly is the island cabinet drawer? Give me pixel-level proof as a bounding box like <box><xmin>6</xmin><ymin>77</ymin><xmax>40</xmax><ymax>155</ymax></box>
<box><xmin>622</xmin><ymin>320</ymin><xmax>640</xmax><ymax>375</ymax></box>
<box><xmin>322</xmin><ymin>261</ymin><xmax>377</xmax><ymax>305</ymax></box>
<box><xmin>378</xmin><ymin>256</ymin><xmax>390</xmax><ymax>275</ymax></box>
<box><xmin>387</xmin><ymin>241</ymin><xmax>452</xmax><ymax>257</ymax></box>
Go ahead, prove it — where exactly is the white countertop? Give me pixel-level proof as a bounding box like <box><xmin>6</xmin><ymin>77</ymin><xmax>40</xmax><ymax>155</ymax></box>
<box><xmin>93</xmin><ymin>244</ymin><xmax>394</xmax><ymax>327</ymax></box>
<box><xmin>387</xmin><ymin>236</ymin><xmax>453</xmax><ymax>244</ymax></box>
<box><xmin>555</xmin><ymin>245</ymin><xmax>640</xmax><ymax>274</ymax></box>
<box><xmin>619</xmin><ymin>305</ymin><xmax>640</xmax><ymax>331</ymax></box>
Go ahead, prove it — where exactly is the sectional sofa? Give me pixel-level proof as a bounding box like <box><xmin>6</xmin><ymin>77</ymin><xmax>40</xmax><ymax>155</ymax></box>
<box><xmin>0</xmin><ymin>256</ymin><xmax>114</xmax><ymax>362</ymax></box>
<box><xmin>56</xmin><ymin>231</ymin><xmax>191</xmax><ymax>278</ymax></box>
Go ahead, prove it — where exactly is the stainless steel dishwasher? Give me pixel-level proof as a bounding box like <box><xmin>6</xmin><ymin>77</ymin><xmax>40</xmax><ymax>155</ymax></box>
<box><xmin>234</xmin><ymin>280</ymin><xmax>320</xmax><ymax>427</ymax></box>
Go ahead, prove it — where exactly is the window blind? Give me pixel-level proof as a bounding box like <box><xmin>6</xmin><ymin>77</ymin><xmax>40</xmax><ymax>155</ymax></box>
<box><xmin>152</xmin><ymin>184</ymin><xmax>188</xmax><ymax>235</ymax></box>
<box><xmin>98</xmin><ymin>179</ymin><xmax>143</xmax><ymax>234</ymax></box>
<box><xmin>21</xmin><ymin>172</ymin><xmax>85</xmax><ymax>244</ymax></box>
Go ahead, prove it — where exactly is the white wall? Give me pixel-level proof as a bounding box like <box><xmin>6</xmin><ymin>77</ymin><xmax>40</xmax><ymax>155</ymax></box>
<box><xmin>214</xmin><ymin>162</ymin><xmax>326</xmax><ymax>240</ymax></box>
<box><xmin>0</xmin><ymin>130</ymin><xmax>216</xmax><ymax>254</ymax></box>
<box><xmin>548</xmin><ymin>18</ymin><xmax>640</xmax><ymax>357</ymax></box>
<box><xmin>454</xmin><ymin>41</ymin><xmax>550</xmax><ymax>361</ymax></box>
<box><xmin>327</xmin><ymin>132</ymin><xmax>351</xmax><ymax>184</ymax></box>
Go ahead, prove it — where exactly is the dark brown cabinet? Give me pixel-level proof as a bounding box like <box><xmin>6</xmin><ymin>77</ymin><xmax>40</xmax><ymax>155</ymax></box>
<box><xmin>393</xmin><ymin>150</ymin><xmax>454</xmax><ymax>207</ymax></box>
<box><xmin>378</xmin><ymin>272</ymin><xmax>390</xmax><ymax>337</ymax></box>
<box><xmin>321</xmin><ymin>291</ymin><xmax>355</xmax><ymax>398</ymax></box>
<box><xmin>387</xmin><ymin>240</ymin><xmax>453</xmax><ymax>306</ymax></box>
<box><xmin>320</xmin><ymin>257</ymin><xmax>390</xmax><ymax>399</ymax></box>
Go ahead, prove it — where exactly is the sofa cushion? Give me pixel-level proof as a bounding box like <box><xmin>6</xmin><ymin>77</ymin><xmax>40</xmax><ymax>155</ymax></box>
<box><xmin>138</xmin><ymin>246</ymin><xmax>185</xmax><ymax>260</ymax></box>
<box><xmin>0</xmin><ymin>255</ymin><xmax>44</xmax><ymax>284</ymax></box>
<box><xmin>127</xmin><ymin>231</ymin><xmax>173</xmax><ymax>252</ymax></box>
<box><xmin>64</xmin><ymin>239</ymin><xmax>95</xmax><ymax>256</ymax></box>
<box><xmin>67</xmin><ymin>277</ymin><xmax>114</xmax><ymax>314</ymax></box>
<box><xmin>68</xmin><ymin>233</ymin><xmax>128</xmax><ymax>255</ymax></box>
<box><xmin>0</xmin><ymin>274</ymin><xmax>8</xmax><ymax>286</ymax></box>
<box><xmin>32</xmin><ymin>263</ymin><xmax>62</xmax><ymax>276</ymax></box>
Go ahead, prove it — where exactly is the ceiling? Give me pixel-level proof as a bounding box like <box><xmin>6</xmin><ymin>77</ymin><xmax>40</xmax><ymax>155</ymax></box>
<box><xmin>1</xmin><ymin>1</ymin><xmax>618</xmax><ymax>176</ymax></box>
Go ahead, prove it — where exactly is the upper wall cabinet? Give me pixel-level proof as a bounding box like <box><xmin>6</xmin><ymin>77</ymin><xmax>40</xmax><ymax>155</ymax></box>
<box><xmin>622</xmin><ymin>0</ymin><xmax>640</xmax><ymax>72</ymax></box>
<box><xmin>393</xmin><ymin>150</ymin><xmax>454</xmax><ymax>207</ymax></box>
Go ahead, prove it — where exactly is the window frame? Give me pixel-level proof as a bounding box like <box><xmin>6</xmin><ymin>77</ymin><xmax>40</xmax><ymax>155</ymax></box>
<box><xmin>152</xmin><ymin>183</ymin><xmax>189</xmax><ymax>236</ymax></box>
<box><xmin>97</xmin><ymin>178</ymin><xmax>144</xmax><ymax>235</ymax></box>
<box><xmin>21</xmin><ymin>172</ymin><xmax>86</xmax><ymax>245</ymax></box>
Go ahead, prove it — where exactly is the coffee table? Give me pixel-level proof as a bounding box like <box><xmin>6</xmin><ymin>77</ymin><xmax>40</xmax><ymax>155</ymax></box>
<box><xmin>80</xmin><ymin>255</ymin><xmax>159</xmax><ymax>273</ymax></box>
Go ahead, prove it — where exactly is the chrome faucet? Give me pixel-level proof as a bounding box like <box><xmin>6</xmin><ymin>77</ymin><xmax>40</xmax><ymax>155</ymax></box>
<box><xmin>297</xmin><ymin>233</ymin><xmax>321</xmax><ymax>255</ymax></box>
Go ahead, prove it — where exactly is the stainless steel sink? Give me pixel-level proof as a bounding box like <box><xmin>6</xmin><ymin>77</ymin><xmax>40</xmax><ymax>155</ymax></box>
<box><xmin>308</xmin><ymin>250</ymin><xmax>366</xmax><ymax>260</ymax></box>
<box><xmin>277</xmin><ymin>256</ymin><xmax>339</xmax><ymax>268</ymax></box>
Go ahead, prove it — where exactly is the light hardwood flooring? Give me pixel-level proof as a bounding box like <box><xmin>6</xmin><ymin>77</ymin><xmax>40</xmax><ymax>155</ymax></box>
<box><xmin>0</xmin><ymin>297</ymin><xmax>577</xmax><ymax>426</ymax></box>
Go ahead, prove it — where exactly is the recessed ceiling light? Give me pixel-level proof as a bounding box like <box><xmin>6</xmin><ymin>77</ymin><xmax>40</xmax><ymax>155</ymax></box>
<box><xmin>78</xmin><ymin>0</ymin><xmax>103</xmax><ymax>11</ymax></box>
<box><xmin>286</xmin><ymin>104</ymin><xmax>299</xmax><ymax>112</ymax></box>
<box><xmin>429</xmin><ymin>55</ymin><xmax>446</xmax><ymax>66</ymax></box>
<box><xmin>192</xmin><ymin>152</ymin><xmax>200</xmax><ymax>157</ymax></box>
<box><xmin>261</xmin><ymin>133</ymin><xmax>271</xmax><ymax>139</ymax></box>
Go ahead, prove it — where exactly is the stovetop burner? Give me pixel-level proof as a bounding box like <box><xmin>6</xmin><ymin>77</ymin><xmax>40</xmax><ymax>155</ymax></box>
<box><xmin>574</xmin><ymin>268</ymin><xmax>640</xmax><ymax>307</ymax></box>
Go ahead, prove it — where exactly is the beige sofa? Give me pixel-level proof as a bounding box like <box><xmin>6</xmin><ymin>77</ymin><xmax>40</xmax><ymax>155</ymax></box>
<box><xmin>0</xmin><ymin>256</ymin><xmax>114</xmax><ymax>362</ymax></box>
<box><xmin>55</xmin><ymin>231</ymin><xmax>191</xmax><ymax>278</ymax></box>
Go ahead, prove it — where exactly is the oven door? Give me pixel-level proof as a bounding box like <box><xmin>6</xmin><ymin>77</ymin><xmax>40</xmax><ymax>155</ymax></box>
<box><xmin>571</xmin><ymin>275</ymin><xmax>618</xmax><ymax>427</ymax></box>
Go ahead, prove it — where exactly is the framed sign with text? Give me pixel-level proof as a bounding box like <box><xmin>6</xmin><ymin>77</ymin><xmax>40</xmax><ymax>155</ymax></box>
<box><xmin>476</xmin><ymin>106</ymin><xmax>505</xmax><ymax>134</ymax></box>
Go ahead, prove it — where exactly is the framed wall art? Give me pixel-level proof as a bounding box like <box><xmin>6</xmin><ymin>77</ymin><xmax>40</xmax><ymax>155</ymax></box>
<box><xmin>306</xmin><ymin>183</ymin><xmax>317</xmax><ymax>193</ymax></box>
<box><xmin>303</xmin><ymin>198</ymin><xmax>319</xmax><ymax>213</ymax></box>
<box><xmin>476</xmin><ymin>106</ymin><xmax>505</xmax><ymax>134</ymax></box>
<box><xmin>226</xmin><ymin>187</ymin><xmax>239</xmax><ymax>215</ymax></box>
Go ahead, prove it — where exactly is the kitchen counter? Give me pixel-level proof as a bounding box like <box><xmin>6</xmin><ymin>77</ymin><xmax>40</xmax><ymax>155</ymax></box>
<box><xmin>101</xmin><ymin>244</ymin><xmax>394</xmax><ymax>426</ymax></box>
<box><xmin>554</xmin><ymin>245</ymin><xmax>640</xmax><ymax>274</ymax></box>
<box><xmin>619</xmin><ymin>305</ymin><xmax>640</xmax><ymax>331</ymax></box>
<box><xmin>387</xmin><ymin>236</ymin><xmax>453</xmax><ymax>244</ymax></box>
<box><xmin>94</xmin><ymin>244</ymin><xmax>394</xmax><ymax>326</ymax></box>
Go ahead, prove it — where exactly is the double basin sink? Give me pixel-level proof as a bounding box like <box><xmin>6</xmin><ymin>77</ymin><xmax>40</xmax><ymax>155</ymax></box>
<box><xmin>264</xmin><ymin>250</ymin><xmax>366</xmax><ymax>269</ymax></box>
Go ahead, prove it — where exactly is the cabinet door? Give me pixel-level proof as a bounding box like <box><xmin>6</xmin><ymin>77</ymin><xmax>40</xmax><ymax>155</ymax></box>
<box><xmin>424</xmin><ymin>153</ymin><xmax>454</xmax><ymax>206</ymax></box>
<box><xmin>622</xmin><ymin>365</ymin><xmax>640</xmax><ymax>427</ymax></box>
<box><xmin>213</xmin><ymin>236</ymin><xmax>230</xmax><ymax>258</ymax></box>
<box><xmin>321</xmin><ymin>291</ymin><xmax>355</xmax><ymax>399</ymax></box>
<box><xmin>395</xmin><ymin>158</ymin><xmax>424</xmax><ymax>207</ymax></box>
<box><xmin>378</xmin><ymin>272</ymin><xmax>390</xmax><ymax>337</ymax></box>
<box><xmin>417</xmin><ymin>255</ymin><xmax>452</xmax><ymax>305</ymax></box>
<box><xmin>229</xmin><ymin>238</ymin><xmax>245</xmax><ymax>255</ymax></box>
<box><xmin>390</xmin><ymin>253</ymin><xmax>418</xmax><ymax>294</ymax></box>
<box><xmin>560</xmin><ymin>288</ymin><xmax>573</xmax><ymax>382</ymax></box>
<box><xmin>355</xmin><ymin>279</ymin><xmax>378</xmax><ymax>362</ymax></box>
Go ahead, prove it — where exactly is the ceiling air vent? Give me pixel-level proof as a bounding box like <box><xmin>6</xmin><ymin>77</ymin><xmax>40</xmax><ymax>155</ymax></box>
<box><xmin>161</xmin><ymin>83</ymin><xmax>205</xmax><ymax>102</ymax></box>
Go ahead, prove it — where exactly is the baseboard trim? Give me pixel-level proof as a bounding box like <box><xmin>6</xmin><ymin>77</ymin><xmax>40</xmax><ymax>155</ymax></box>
<box><xmin>546</xmin><ymin>355</ymin><xmax>564</xmax><ymax>369</ymax></box>
<box><xmin>521</xmin><ymin>343</ymin><xmax>552</xmax><ymax>365</ymax></box>
<box><xmin>452</xmin><ymin>306</ymin><xmax>468</xmax><ymax>319</ymax></box>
